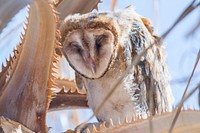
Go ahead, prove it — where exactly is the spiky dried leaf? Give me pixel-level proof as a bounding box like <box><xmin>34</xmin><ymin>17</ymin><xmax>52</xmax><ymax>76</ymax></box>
<box><xmin>0</xmin><ymin>0</ymin><xmax>31</xmax><ymax>33</ymax></box>
<box><xmin>0</xmin><ymin>116</ymin><xmax>35</xmax><ymax>133</ymax></box>
<box><xmin>0</xmin><ymin>0</ymin><xmax>57</xmax><ymax>132</ymax></box>
<box><xmin>0</xmin><ymin>57</ymin><xmax>12</xmax><ymax>89</ymax></box>
<box><xmin>87</xmin><ymin>110</ymin><xmax>200</xmax><ymax>133</ymax></box>
<box><xmin>49</xmin><ymin>90</ymin><xmax>87</xmax><ymax>111</ymax></box>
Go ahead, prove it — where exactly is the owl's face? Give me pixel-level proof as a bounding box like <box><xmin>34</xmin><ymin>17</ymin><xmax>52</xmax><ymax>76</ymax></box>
<box><xmin>62</xmin><ymin>28</ymin><xmax>114</xmax><ymax>79</ymax></box>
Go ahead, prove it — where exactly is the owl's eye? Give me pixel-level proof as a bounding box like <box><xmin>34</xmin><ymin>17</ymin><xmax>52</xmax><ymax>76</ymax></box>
<box><xmin>69</xmin><ymin>42</ymin><xmax>82</xmax><ymax>54</ymax></box>
<box><xmin>95</xmin><ymin>35</ymin><xmax>107</xmax><ymax>48</ymax></box>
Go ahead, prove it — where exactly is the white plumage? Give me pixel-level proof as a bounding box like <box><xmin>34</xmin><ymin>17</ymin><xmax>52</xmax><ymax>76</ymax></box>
<box><xmin>60</xmin><ymin>6</ymin><xmax>173</xmax><ymax>132</ymax></box>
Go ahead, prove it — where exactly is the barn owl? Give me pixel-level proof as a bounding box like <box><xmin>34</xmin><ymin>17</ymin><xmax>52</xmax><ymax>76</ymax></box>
<box><xmin>60</xmin><ymin>6</ymin><xmax>173</xmax><ymax>132</ymax></box>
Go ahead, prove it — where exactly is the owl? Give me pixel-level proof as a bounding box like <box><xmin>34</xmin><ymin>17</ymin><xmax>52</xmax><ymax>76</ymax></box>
<box><xmin>60</xmin><ymin>6</ymin><xmax>173</xmax><ymax>132</ymax></box>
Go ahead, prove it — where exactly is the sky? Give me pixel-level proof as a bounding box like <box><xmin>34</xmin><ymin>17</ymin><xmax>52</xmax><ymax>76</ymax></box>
<box><xmin>0</xmin><ymin>0</ymin><xmax>199</xmax><ymax>132</ymax></box>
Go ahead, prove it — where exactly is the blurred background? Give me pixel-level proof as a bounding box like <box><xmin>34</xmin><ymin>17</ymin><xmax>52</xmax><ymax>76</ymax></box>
<box><xmin>0</xmin><ymin>0</ymin><xmax>199</xmax><ymax>132</ymax></box>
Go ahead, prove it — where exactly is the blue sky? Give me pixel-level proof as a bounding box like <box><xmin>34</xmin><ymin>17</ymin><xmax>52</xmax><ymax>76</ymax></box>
<box><xmin>0</xmin><ymin>0</ymin><xmax>199</xmax><ymax>132</ymax></box>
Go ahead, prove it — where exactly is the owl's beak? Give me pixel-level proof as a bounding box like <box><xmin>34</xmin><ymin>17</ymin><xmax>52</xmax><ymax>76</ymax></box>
<box><xmin>90</xmin><ymin>62</ymin><xmax>96</xmax><ymax>74</ymax></box>
<box><xmin>88</xmin><ymin>58</ymin><xmax>96</xmax><ymax>74</ymax></box>
<box><xmin>84</xmin><ymin>57</ymin><xmax>96</xmax><ymax>74</ymax></box>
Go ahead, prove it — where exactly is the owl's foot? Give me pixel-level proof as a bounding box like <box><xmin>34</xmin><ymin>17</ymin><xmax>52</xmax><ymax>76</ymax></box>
<box><xmin>75</xmin><ymin>122</ymin><xmax>102</xmax><ymax>133</ymax></box>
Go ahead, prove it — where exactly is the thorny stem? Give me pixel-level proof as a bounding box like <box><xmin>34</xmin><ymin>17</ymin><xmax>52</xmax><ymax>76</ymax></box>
<box><xmin>169</xmin><ymin>50</ymin><xmax>200</xmax><ymax>133</ymax></box>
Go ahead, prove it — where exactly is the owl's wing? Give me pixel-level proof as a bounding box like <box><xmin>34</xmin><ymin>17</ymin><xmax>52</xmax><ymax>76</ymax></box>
<box><xmin>128</xmin><ymin>18</ymin><xmax>173</xmax><ymax>115</ymax></box>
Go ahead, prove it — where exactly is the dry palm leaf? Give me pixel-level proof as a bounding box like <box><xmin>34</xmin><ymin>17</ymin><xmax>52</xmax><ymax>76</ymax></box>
<box><xmin>0</xmin><ymin>0</ymin><xmax>31</xmax><ymax>33</ymax></box>
<box><xmin>0</xmin><ymin>0</ymin><xmax>58</xmax><ymax>132</ymax></box>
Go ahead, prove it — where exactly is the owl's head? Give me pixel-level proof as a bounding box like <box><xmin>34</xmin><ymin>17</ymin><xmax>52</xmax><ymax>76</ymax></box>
<box><xmin>60</xmin><ymin>6</ymin><xmax>152</xmax><ymax>79</ymax></box>
<box><xmin>61</xmin><ymin>28</ymin><xmax>115</xmax><ymax>79</ymax></box>
<box><xmin>60</xmin><ymin>11</ymin><xmax>122</xmax><ymax>79</ymax></box>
